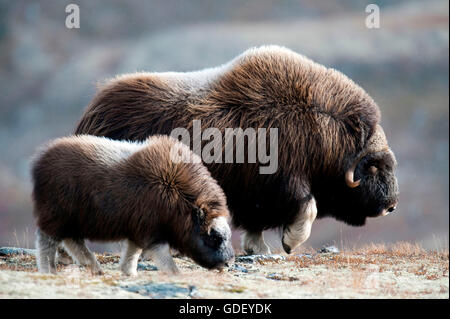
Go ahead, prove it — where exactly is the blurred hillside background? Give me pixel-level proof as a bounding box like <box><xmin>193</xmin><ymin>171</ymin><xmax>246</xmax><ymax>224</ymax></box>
<box><xmin>0</xmin><ymin>0</ymin><xmax>448</xmax><ymax>252</ymax></box>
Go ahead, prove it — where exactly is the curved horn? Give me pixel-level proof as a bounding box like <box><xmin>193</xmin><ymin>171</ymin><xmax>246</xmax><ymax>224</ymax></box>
<box><xmin>345</xmin><ymin>125</ymin><xmax>389</xmax><ymax>188</ymax></box>
<box><xmin>345</xmin><ymin>160</ymin><xmax>361</xmax><ymax>188</ymax></box>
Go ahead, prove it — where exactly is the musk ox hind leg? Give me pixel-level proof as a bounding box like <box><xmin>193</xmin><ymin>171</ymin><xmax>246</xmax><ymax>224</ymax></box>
<box><xmin>62</xmin><ymin>239</ymin><xmax>104</xmax><ymax>275</ymax></box>
<box><xmin>241</xmin><ymin>231</ymin><xmax>271</xmax><ymax>255</ymax></box>
<box><xmin>35</xmin><ymin>229</ymin><xmax>59</xmax><ymax>274</ymax></box>
<box><xmin>142</xmin><ymin>243</ymin><xmax>179</xmax><ymax>274</ymax></box>
<box><xmin>119</xmin><ymin>240</ymin><xmax>143</xmax><ymax>276</ymax></box>
<box><xmin>56</xmin><ymin>246</ymin><xmax>73</xmax><ymax>265</ymax></box>
<box><xmin>282</xmin><ymin>197</ymin><xmax>317</xmax><ymax>254</ymax></box>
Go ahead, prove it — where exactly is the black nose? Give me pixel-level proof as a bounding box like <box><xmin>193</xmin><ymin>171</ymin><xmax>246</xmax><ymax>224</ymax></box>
<box><xmin>387</xmin><ymin>205</ymin><xmax>396</xmax><ymax>213</ymax></box>
<box><xmin>282</xmin><ymin>242</ymin><xmax>291</xmax><ymax>254</ymax></box>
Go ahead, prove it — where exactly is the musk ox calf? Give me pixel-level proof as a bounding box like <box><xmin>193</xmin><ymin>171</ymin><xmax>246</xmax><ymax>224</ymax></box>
<box><xmin>75</xmin><ymin>45</ymin><xmax>399</xmax><ymax>255</ymax></box>
<box><xmin>31</xmin><ymin>134</ymin><xmax>233</xmax><ymax>275</ymax></box>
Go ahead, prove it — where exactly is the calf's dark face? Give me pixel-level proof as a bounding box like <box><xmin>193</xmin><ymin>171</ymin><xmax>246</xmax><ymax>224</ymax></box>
<box><xmin>341</xmin><ymin>150</ymin><xmax>399</xmax><ymax>226</ymax></box>
<box><xmin>187</xmin><ymin>208</ymin><xmax>234</xmax><ymax>269</ymax></box>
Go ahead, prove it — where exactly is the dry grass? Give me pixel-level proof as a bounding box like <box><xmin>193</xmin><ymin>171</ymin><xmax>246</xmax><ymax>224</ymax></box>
<box><xmin>0</xmin><ymin>254</ymin><xmax>37</xmax><ymax>272</ymax></box>
<box><xmin>0</xmin><ymin>242</ymin><xmax>448</xmax><ymax>298</ymax></box>
<box><xmin>358</xmin><ymin>242</ymin><xmax>427</xmax><ymax>256</ymax></box>
<box><xmin>285</xmin><ymin>242</ymin><xmax>449</xmax><ymax>288</ymax></box>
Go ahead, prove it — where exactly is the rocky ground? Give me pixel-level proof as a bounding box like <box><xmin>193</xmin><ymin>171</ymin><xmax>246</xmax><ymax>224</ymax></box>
<box><xmin>0</xmin><ymin>242</ymin><xmax>448</xmax><ymax>299</ymax></box>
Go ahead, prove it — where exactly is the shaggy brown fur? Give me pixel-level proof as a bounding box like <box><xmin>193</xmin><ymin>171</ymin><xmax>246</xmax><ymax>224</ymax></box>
<box><xmin>77</xmin><ymin>47</ymin><xmax>378</xmax><ymax>175</ymax></box>
<box><xmin>31</xmin><ymin>134</ymin><xmax>233</xmax><ymax>273</ymax></box>
<box><xmin>74</xmin><ymin>46</ymin><xmax>398</xmax><ymax>249</ymax></box>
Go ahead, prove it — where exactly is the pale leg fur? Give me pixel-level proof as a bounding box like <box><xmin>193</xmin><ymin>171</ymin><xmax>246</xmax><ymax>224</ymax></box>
<box><xmin>143</xmin><ymin>243</ymin><xmax>179</xmax><ymax>274</ymax></box>
<box><xmin>241</xmin><ymin>231</ymin><xmax>271</xmax><ymax>255</ymax></box>
<box><xmin>56</xmin><ymin>246</ymin><xmax>73</xmax><ymax>265</ymax></box>
<box><xmin>282</xmin><ymin>197</ymin><xmax>317</xmax><ymax>254</ymax></box>
<box><xmin>119</xmin><ymin>240</ymin><xmax>143</xmax><ymax>276</ymax></box>
<box><xmin>35</xmin><ymin>229</ymin><xmax>59</xmax><ymax>274</ymax></box>
<box><xmin>62</xmin><ymin>239</ymin><xmax>103</xmax><ymax>275</ymax></box>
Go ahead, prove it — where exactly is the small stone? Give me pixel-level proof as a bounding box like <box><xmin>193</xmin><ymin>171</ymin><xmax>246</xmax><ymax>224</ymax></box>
<box><xmin>319</xmin><ymin>246</ymin><xmax>340</xmax><ymax>254</ymax></box>
<box><xmin>188</xmin><ymin>285</ymin><xmax>202</xmax><ymax>298</ymax></box>
<box><xmin>122</xmin><ymin>283</ymin><xmax>191</xmax><ymax>299</ymax></box>
<box><xmin>266</xmin><ymin>272</ymin><xmax>299</xmax><ymax>281</ymax></box>
<box><xmin>228</xmin><ymin>264</ymin><xmax>248</xmax><ymax>273</ymax></box>
<box><xmin>137</xmin><ymin>263</ymin><xmax>158</xmax><ymax>271</ymax></box>
<box><xmin>266</xmin><ymin>273</ymin><xmax>281</xmax><ymax>280</ymax></box>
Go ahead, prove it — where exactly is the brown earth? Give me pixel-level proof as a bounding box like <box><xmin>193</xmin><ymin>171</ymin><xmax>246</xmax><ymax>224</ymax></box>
<box><xmin>0</xmin><ymin>242</ymin><xmax>448</xmax><ymax>299</ymax></box>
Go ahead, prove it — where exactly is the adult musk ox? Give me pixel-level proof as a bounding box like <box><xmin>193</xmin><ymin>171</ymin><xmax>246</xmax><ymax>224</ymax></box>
<box><xmin>31</xmin><ymin>135</ymin><xmax>233</xmax><ymax>275</ymax></box>
<box><xmin>75</xmin><ymin>45</ymin><xmax>399</xmax><ymax>255</ymax></box>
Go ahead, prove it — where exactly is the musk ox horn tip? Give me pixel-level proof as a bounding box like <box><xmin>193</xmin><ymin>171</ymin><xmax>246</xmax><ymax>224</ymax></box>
<box><xmin>345</xmin><ymin>169</ymin><xmax>361</xmax><ymax>188</ymax></box>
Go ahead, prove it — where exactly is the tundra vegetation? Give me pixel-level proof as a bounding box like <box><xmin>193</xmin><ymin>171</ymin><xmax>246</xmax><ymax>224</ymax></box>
<box><xmin>0</xmin><ymin>242</ymin><xmax>447</xmax><ymax>298</ymax></box>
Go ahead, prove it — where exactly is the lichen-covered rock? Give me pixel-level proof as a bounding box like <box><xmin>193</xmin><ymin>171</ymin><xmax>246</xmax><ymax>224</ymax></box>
<box><xmin>319</xmin><ymin>246</ymin><xmax>340</xmax><ymax>254</ymax></box>
<box><xmin>121</xmin><ymin>283</ymin><xmax>196</xmax><ymax>298</ymax></box>
<box><xmin>228</xmin><ymin>264</ymin><xmax>248</xmax><ymax>273</ymax></box>
<box><xmin>137</xmin><ymin>263</ymin><xmax>158</xmax><ymax>271</ymax></box>
<box><xmin>235</xmin><ymin>254</ymin><xmax>286</xmax><ymax>264</ymax></box>
<box><xmin>0</xmin><ymin>247</ymin><xmax>36</xmax><ymax>256</ymax></box>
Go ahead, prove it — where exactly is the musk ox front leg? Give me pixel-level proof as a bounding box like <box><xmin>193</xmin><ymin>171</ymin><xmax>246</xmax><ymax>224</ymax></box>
<box><xmin>143</xmin><ymin>243</ymin><xmax>179</xmax><ymax>274</ymax></box>
<box><xmin>35</xmin><ymin>229</ymin><xmax>59</xmax><ymax>274</ymax></box>
<box><xmin>62</xmin><ymin>239</ymin><xmax>104</xmax><ymax>275</ymax></box>
<box><xmin>241</xmin><ymin>231</ymin><xmax>271</xmax><ymax>255</ymax></box>
<box><xmin>119</xmin><ymin>240</ymin><xmax>143</xmax><ymax>276</ymax></box>
<box><xmin>282</xmin><ymin>197</ymin><xmax>317</xmax><ymax>254</ymax></box>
